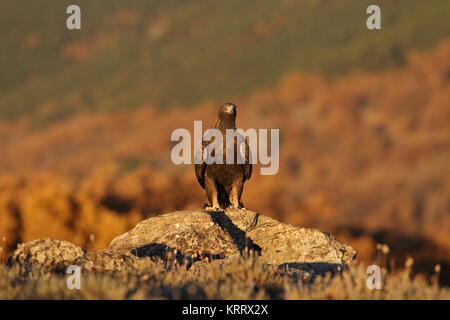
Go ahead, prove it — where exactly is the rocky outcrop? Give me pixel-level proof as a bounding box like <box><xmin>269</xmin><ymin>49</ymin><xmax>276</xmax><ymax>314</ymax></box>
<box><xmin>6</xmin><ymin>238</ymin><xmax>146</xmax><ymax>277</ymax></box>
<box><xmin>110</xmin><ymin>209</ymin><xmax>356</xmax><ymax>275</ymax></box>
<box><xmin>8</xmin><ymin>209</ymin><xmax>356</xmax><ymax>277</ymax></box>
<box><xmin>7</xmin><ymin>238</ymin><xmax>85</xmax><ymax>275</ymax></box>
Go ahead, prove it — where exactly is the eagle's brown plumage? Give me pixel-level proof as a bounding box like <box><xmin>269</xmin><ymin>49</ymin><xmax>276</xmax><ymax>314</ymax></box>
<box><xmin>195</xmin><ymin>103</ymin><xmax>252</xmax><ymax>210</ymax></box>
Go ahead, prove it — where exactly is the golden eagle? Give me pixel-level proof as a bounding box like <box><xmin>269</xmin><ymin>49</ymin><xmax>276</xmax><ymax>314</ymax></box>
<box><xmin>195</xmin><ymin>103</ymin><xmax>252</xmax><ymax>210</ymax></box>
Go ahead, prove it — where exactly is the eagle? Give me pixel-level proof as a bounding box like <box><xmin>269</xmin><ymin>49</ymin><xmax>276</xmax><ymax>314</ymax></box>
<box><xmin>195</xmin><ymin>103</ymin><xmax>252</xmax><ymax>211</ymax></box>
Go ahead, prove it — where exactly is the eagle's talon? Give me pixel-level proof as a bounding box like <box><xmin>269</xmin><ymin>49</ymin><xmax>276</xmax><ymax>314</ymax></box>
<box><xmin>205</xmin><ymin>206</ymin><xmax>222</xmax><ymax>212</ymax></box>
<box><xmin>227</xmin><ymin>205</ymin><xmax>246</xmax><ymax>211</ymax></box>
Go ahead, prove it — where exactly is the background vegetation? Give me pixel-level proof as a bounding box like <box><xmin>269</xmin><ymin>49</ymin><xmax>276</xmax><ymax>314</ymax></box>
<box><xmin>1</xmin><ymin>0</ymin><xmax>450</xmax><ymax>125</ymax></box>
<box><xmin>0</xmin><ymin>0</ymin><xmax>449</xmax><ymax>297</ymax></box>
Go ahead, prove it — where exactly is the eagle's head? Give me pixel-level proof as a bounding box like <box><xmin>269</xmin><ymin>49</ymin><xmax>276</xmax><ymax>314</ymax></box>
<box><xmin>218</xmin><ymin>102</ymin><xmax>237</xmax><ymax>120</ymax></box>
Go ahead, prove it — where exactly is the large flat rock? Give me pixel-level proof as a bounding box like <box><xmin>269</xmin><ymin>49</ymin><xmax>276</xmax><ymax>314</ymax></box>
<box><xmin>109</xmin><ymin>209</ymin><xmax>356</xmax><ymax>274</ymax></box>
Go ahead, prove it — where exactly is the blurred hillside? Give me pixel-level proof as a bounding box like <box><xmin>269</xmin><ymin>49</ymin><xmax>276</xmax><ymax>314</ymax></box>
<box><xmin>0</xmin><ymin>1</ymin><xmax>449</xmax><ymax>286</ymax></box>
<box><xmin>1</xmin><ymin>39</ymin><xmax>450</xmax><ymax>284</ymax></box>
<box><xmin>1</xmin><ymin>0</ymin><xmax>450</xmax><ymax>126</ymax></box>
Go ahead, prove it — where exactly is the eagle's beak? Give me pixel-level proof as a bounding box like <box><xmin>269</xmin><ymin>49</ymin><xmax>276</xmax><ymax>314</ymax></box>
<box><xmin>224</xmin><ymin>104</ymin><xmax>236</xmax><ymax>114</ymax></box>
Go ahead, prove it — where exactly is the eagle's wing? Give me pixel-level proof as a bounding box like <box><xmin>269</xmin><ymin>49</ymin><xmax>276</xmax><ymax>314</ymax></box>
<box><xmin>238</xmin><ymin>135</ymin><xmax>252</xmax><ymax>182</ymax></box>
<box><xmin>243</xmin><ymin>137</ymin><xmax>252</xmax><ymax>181</ymax></box>
<box><xmin>195</xmin><ymin>119</ymin><xmax>219</xmax><ymax>189</ymax></box>
<box><xmin>194</xmin><ymin>140</ymin><xmax>207</xmax><ymax>189</ymax></box>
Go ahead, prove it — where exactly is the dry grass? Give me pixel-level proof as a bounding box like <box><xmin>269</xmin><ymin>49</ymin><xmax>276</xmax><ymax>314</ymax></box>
<box><xmin>1</xmin><ymin>255</ymin><xmax>448</xmax><ymax>300</ymax></box>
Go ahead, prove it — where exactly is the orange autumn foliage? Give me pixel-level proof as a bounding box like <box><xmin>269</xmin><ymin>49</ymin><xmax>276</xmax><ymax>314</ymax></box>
<box><xmin>1</xmin><ymin>39</ymin><xmax>450</xmax><ymax>283</ymax></box>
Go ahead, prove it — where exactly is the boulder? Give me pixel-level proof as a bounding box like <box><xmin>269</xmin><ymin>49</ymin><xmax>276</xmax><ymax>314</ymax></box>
<box><xmin>8</xmin><ymin>209</ymin><xmax>356</xmax><ymax>277</ymax></box>
<box><xmin>6</xmin><ymin>238</ymin><xmax>145</xmax><ymax>276</ymax></box>
<box><xmin>7</xmin><ymin>238</ymin><xmax>85</xmax><ymax>275</ymax></box>
<box><xmin>109</xmin><ymin>209</ymin><xmax>356</xmax><ymax>275</ymax></box>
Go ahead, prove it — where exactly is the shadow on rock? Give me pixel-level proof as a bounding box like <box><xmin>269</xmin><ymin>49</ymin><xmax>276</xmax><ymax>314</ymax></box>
<box><xmin>207</xmin><ymin>210</ymin><xmax>262</xmax><ymax>256</ymax></box>
<box><xmin>131</xmin><ymin>243</ymin><xmax>225</xmax><ymax>269</ymax></box>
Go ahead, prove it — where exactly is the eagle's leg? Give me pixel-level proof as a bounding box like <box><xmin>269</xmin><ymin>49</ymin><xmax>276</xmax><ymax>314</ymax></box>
<box><xmin>204</xmin><ymin>176</ymin><xmax>221</xmax><ymax>211</ymax></box>
<box><xmin>228</xmin><ymin>178</ymin><xmax>244</xmax><ymax>210</ymax></box>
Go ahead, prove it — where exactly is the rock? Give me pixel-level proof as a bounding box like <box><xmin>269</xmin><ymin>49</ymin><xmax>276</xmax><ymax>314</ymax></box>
<box><xmin>110</xmin><ymin>210</ymin><xmax>241</xmax><ymax>259</ymax></box>
<box><xmin>7</xmin><ymin>238</ymin><xmax>85</xmax><ymax>276</ymax></box>
<box><xmin>6</xmin><ymin>238</ymin><xmax>146</xmax><ymax>276</ymax></box>
<box><xmin>83</xmin><ymin>248</ymin><xmax>147</xmax><ymax>273</ymax></box>
<box><xmin>109</xmin><ymin>209</ymin><xmax>356</xmax><ymax>275</ymax></box>
<box><xmin>7</xmin><ymin>209</ymin><xmax>356</xmax><ymax>277</ymax></box>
